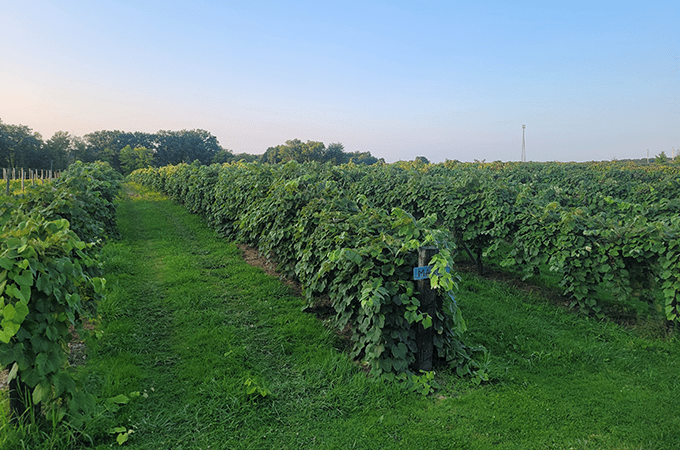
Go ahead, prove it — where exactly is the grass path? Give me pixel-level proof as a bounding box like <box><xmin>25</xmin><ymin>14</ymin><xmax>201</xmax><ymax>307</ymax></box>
<box><xmin>91</xmin><ymin>185</ymin><xmax>415</xmax><ymax>449</ymax></box>
<box><xmin>84</xmin><ymin>183</ymin><xmax>680</xmax><ymax>449</ymax></box>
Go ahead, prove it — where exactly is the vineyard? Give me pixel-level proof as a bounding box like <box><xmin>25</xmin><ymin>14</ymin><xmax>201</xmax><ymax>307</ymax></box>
<box><xmin>1</xmin><ymin>159</ymin><xmax>679</xmax><ymax>448</ymax></box>
<box><xmin>130</xmin><ymin>159</ymin><xmax>680</xmax><ymax>326</ymax></box>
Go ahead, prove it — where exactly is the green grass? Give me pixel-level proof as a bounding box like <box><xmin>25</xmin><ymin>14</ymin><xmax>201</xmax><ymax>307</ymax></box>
<box><xmin>2</xmin><ymin>182</ymin><xmax>679</xmax><ymax>449</ymax></box>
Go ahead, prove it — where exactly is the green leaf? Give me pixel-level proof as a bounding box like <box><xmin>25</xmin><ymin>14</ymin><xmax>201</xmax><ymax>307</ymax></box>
<box><xmin>0</xmin><ymin>258</ymin><xmax>13</xmax><ymax>270</ymax></box>
<box><xmin>2</xmin><ymin>303</ymin><xmax>16</xmax><ymax>321</ymax></box>
<box><xmin>7</xmin><ymin>362</ymin><xmax>18</xmax><ymax>381</ymax></box>
<box><xmin>109</xmin><ymin>394</ymin><xmax>131</xmax><ymax>405</ymax></box>
<box><xmin>392</xmin><ymin>342</ymin><xmax>408</xmax><ymax>359</ymax></box>
<box><xmin>54</xmin><ymin>371</ymin><xmax>76</xmax><ymax>397</ymax></box>
<box><xmin>32</xmin><ymin>382</ymin><xmax>51</xmax><ymax>404</ymax></box>
<box><xmin>6</xmin><ymin>283</ymin><xmax>30</xmax><ymax>303</ymax></box>
<box><xmin>65</xmin><ymin>293</ymin><xmax>82</xmax><ymax>307</ymax></box>
<box><xmin>35</xmin><ymin>273</ymin><xmax>50</xmax><ymax>294</ymax></box>
<box><xmin>92</xmin><ymin>277</ymin><xmax>105</xmax><ymax>293</ymax></box>
<box><xmin>12</xmin><ymin>300</ymin><xmax>29</xmax><ymax>324</ymax></box>
<box><xmin>381</xmin><ymin>264</ymin><xmax>394</xmax><ymax>276</ymax></box>
<box><xmin>19</xmin><ymin>284</ymin><xmax>30</xmax><ymax>303</ymax></box>
<box><xmin>3</xmin><ymin>238</ymin><xmax>21</xmax><ymax>251</ymax></box>
<box><xmin>345</xmin><ymin>249</ymin><xmax>362</xmax><ymax>265</ymax></box>
<box><xmin>456</xmin><ymin>364</ymin><xmax>470</xmax><ymax>377</ymax></box>
<box><xmin>46</xmin><ymin>325</ymin><xmax>59</xmax><ymax>341</ymax></box>
<box><xmin>35</xmin><ymin>350</ymin><xmax>62</xmax><ymax>376</ymax></box>
<box><xmin>3</xmin><ymin>284</ymin><xmax>16</xmax><ymax>301</ymax></box>
<box><xmin>117</xmin><ymin>431</ymin><xmax>132</xmax><ymax>445</ymax></box>
<box><xmin>0</xmin><ymin>322</ymin><xmax>20</xmax><ymax>343</ymax></box>
<box><xmin>13</xmin><ymin>269</ymin><xmax>33</xmax><ymax>287</ymax></box>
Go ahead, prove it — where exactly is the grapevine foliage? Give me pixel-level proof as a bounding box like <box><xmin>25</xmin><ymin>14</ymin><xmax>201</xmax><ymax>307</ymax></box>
<box><xmin>130</xmin><ymin>160</ymin><xmax>680</xmax><ymax>325</ymax></box>
<box><xmin>130</xmin><ymin>162</ymin><xmax>482</xmax><ymax>378</ymax></box>
<box><xmin>0</xmin><ymin>161</ymin><xmax>122</xmax><ymax>426</ymax></box>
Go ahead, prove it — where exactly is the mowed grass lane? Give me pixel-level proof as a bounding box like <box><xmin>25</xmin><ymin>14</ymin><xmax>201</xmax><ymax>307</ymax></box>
<box><xmin>91</xmin><ymin>184</ymin><xmax>412</xmax><ymax>449</ymax></box>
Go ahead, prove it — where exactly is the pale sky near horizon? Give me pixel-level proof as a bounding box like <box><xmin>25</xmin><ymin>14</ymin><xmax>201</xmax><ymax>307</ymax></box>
<box><xmin>2</xmin><ymin>1</ymin><xmax>678</xmax><ymax>163</ymax></box>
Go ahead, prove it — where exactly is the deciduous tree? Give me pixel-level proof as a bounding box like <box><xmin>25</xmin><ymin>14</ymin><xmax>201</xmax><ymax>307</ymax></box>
<box><xmin>0</xmin><ymin>119</ymin><xmax>45</xmax><ymax>169</ymax></box>
<box><xmin>120</xmin><ymin>145</ymin><xmax>154</xmax><ymax>174</ymax></box>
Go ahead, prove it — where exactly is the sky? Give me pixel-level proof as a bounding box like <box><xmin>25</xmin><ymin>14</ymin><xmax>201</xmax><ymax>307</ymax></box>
<box><xmin>1</xmin><ymin>1</ymin><xmax>678</xmax><ymax>163</ymax></box>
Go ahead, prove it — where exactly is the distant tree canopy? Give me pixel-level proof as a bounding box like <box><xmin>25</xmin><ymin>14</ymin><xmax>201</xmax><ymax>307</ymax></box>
<box><xmin>119</xmin><ymin>145</ymin><xmax>155</xmax><ymax>175</ymax></box>
<box><xmin>260</xmin><ymin>139</ymin><xmax>382</xmax><ymax>165</ymax></box>
<box><xmin>655</xmin><ymin>151</ymin><xmax>669</xmax><ymax>165</ymax></box>
<box><xmin>231</xmin><ymin>152</ymin><xmax>260</xmax><ymax>163</ymax></box>
<box><xmin>82</xmin><ymin>129</ymin><xmax>221</xmax><ymax>171</ymax></box>
<box><xmin>1</xmin><ymin>119</ymin><xmax>384</xmax><ymax>173</ymax></box>
<box><xmin>0</xmin><ymin>119</ymin><xmax>46</xmax><ymax>169</ymax></box>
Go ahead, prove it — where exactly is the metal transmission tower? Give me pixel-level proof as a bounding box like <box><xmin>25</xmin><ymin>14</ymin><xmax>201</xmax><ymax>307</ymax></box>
<box><xmin>521</xmin><ymin>125</ymin><xmax>526</xmax><ymax>162</ymax></box>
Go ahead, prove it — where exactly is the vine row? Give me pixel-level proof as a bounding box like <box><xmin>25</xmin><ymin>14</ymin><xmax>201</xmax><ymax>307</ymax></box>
<box><xmin>130</xmin><ymin>161</ymin><xmax>484</xmax><ymax>380</ymax></box>
<box><xmin>1</xmin><ymin>161</ymin><xmax>122</xmax><ymax>426</ymax></box>
<box><xmin>131</xmin><ymin>160</ymin><xmax>680</xmax><ymax>324</ymax></box>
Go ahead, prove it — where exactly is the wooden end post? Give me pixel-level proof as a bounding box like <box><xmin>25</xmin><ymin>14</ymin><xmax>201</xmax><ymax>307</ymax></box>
<box><xmin>416</xmin><ymin>246</ymin><xmax>439</xmax><ymax>372</ymax></box>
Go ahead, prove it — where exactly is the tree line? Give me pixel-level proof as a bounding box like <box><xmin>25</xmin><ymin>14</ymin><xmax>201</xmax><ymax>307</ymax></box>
<box><xmin>257</xmin><ymin>139</ymin><xmax>383</xmax><ymax>165</ymax></box>
<box><xmin>0</xmin><ymin>119</ymin><xmax>383</xmax><ymax>175</ymax></box>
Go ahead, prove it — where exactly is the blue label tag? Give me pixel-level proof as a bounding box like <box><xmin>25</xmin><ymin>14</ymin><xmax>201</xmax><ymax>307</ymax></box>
<box><xmin>413</xmin><ymin>265</ymin><xmax>432</xmax><ymax>280</ymax></box>
<box><xmin>413</xmin><ymin>266</ymin><xmax>450</xmax><ymax>280</ymax></box>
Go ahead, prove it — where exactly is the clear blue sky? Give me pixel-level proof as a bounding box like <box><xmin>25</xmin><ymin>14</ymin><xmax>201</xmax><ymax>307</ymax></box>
<box><xmin>2</xmin><ymin>0</ymin><xmax>678</xmax><ymax>162</ymax></box>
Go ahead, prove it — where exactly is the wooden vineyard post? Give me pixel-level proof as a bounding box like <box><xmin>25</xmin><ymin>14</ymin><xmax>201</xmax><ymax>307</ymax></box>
<box><xmin>415</xmin><ymin>246</ymin><xmax>439</xmax><ymax>372</ymax></box>
<box><xmin>21</xmin><ymin>168</ymin><xmax>24</xmax><ymax>191</ymax></box>
<box><xmin>4</xmin><ymin>168</ymin><xmax>9</xmax><ymax>195</ymax></box>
